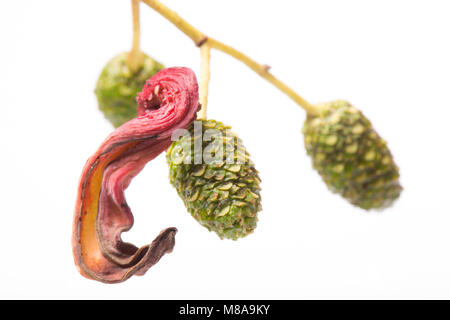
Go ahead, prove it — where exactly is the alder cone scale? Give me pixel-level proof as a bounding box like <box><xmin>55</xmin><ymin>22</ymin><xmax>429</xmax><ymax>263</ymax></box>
<box><xmin>167</xmin><ymin>119</ymin><xmax>262</xmax><ymax>240</ymax></box>
<box><xmin>302</xmin><ymin>100</ymin><xmax>402</xmax><ymax>210</ymax></box>
<box><xmin>72</xmin><ymin>67</ymin><xmax>199</xmax><ymax>283</ymax></box>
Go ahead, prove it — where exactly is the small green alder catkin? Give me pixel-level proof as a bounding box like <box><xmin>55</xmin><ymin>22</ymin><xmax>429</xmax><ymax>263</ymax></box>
<box><xmin>302</xmin><ymin>100</ymin><xmax>402</xmax><ymax>210</ymax></box>
<box><xmin>166</xmin><ymin>119</ymin><xmax>262</xmax><ymax>240</ymax></box>
<box><xmin>95</xmin><ymin>52</ymin><xmax>164</xmax><ymax>128</ymax></box>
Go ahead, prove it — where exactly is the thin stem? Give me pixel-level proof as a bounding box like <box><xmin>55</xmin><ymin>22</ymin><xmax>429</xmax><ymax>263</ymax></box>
<box><xmin>208</xmin><ymin>39</ymin><xmax>317</xmax><ymax>114</ymax></box>
<box><xmin>198</xmin><ymin>44</ymin><xmax>211</xmax><ymax>120</ymax></box>
<box><xmin>142</xmin><ymin>0</ymin><xmax>206</xmax><ymax>45</ymax></box>
<box><xmin>141</xmin><ymin>0</ymin><xmax>320</xmax><ymax>115</ymax></box>
<box><xmin>127</xmin><ymin>0</ymin><xmax>144</xmax><ymax>72</ymax></box>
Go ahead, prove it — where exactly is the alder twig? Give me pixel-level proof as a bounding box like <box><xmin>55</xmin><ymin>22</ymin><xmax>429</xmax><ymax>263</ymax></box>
<box><xmin>141</xmin><ymin>0</ymin><xmax>320</xmax><ymax>115</ymax></box>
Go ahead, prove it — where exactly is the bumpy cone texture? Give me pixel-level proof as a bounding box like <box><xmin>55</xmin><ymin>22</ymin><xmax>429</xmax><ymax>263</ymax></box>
<box><xmin>95</xmin><ymin>52</ymin><xmax>164</xmax><ymax>128</ymax></box>
<box><xmin>167</xmin><ymin>119</ymin><xmax>262</xmax><ymax>240</ymax></box>
<box><xmin>302</xmin><ymin>100</ymin><xmax>402</xmax><ymax>209</ymax></box>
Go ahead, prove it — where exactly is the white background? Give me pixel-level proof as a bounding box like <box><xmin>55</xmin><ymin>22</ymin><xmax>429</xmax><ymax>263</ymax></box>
<box><xmin>1</xmin><ymin>0</ymin><xmax>450</xmax><ymax>299</ymax></box>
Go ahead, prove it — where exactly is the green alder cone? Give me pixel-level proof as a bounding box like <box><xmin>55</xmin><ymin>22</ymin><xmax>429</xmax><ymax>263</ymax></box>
<box><xmin>95</xmin><ymin>52</ymin><xmax>164</xmax><ymax>128</ymax></box>
<box><xmin>166</xmin><ymin>119</ymin><xmax>262</xmax><ymax>240</ymax></box>
<box><xmin>302</xmin><ymin>100</ymin><xmax>402</xmax><ymax>210</ymax></box>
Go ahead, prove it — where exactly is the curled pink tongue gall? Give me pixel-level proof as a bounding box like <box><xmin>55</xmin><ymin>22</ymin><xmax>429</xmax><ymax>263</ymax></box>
<box><xmin>72</xmin><ymin>67</ymin><xmax>199</xmax><ymax>283</ymax></box>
